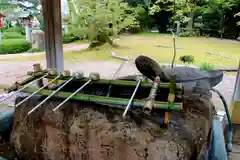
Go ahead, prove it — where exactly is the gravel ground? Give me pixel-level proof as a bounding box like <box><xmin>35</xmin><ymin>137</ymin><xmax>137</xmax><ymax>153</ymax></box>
<box><xmin>0</xmin><ymin>44</ymin><xmax>89</xmax><ymax>60</ymax></box>
<box><xmin>0</xmin><ymin>61</ymin><xmax>236</xmax><ymax>111</ymax></box>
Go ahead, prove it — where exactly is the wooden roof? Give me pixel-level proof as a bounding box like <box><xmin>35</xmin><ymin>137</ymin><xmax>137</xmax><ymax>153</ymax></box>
<box><xmin>0</xmin><ymin>13</ymin><xmax>5</xmax><ymax>17</ymax></box>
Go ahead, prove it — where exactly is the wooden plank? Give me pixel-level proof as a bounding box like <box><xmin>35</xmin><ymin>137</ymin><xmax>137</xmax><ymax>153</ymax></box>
<box><xmin>41</xmin><ymin>0</ymin><xmax>64</xmax><ymax>73</ymax></box>
<box><xmin>230</xmin><ymin>101</ymin><xmax>240</xmax><ymax>124</ymax></box>
<box><xmin>233</xmin><ymin>60</ymin><xmax>240</xmax><ymax>100</ymax></box>
<box><xmin>216</xmin><ymin>68</ymin><xmax>238</xmax><ymax>72</ymax></box>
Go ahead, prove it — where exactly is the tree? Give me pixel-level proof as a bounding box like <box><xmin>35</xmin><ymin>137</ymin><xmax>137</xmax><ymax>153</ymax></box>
<box><xmin>70</xmin><ymin>0</ymin><xmax>139</xmax><ymax>48</ymax></box>
<box><xmin>149</xmin><ymin>0</ymin><xmax>204</xmax><ymax>30</ymax></box>
<box><xmin>0</xmin><ymin>0</ymin><xmax>17</xmax><ymax>14</ymax></box>
<box><xmin>135</xmin><ymin>4</ymin><xmax>153</xmax><ymax>31</ymax></box>
<box><xmin>0</xmin><ymin>0</ymin><xmax>19</xmax><ymax>28</ymax></box>
<box><xmin>194</xmin><ymin>0</ymin><xmax>235</xmax><ymax>38</ymax></box>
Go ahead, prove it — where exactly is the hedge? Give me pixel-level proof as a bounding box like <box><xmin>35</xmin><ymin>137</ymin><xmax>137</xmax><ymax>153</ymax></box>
<box><xmin>27</xmin><ymin>48</ymin><xmax>45</xmax><ymax>53</ymax></box>
<box><xmin>62</xmin><ymin>33</ymin><xmax>81</xmax><ymax>44</ymax></box>
<box><xmin>5</xmin><ymin>27</ymin><xmax>25</xmax><ymax>35</ymax></box>
<box><xmin>2</xmin><ymin>32</ymin><xmax>25</xmax><ymax>39</ymax></box>
<box><xmin>0</xmin><ymin>39</ymin><xmax>32</xmax><ymax>54</ymax></box>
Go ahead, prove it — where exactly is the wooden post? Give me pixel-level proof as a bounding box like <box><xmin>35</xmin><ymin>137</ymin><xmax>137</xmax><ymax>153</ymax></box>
<box><xmin>175</xmin><ymin>21</ymin><xmax>180</xmax><ymax>36</ymax></box>
<box><xmin>233</xmin><ymin>60</ymin><xmax>240</xmax><ymax>101</ymax></box>
<box><xmin>41</xmin><ymin>0</ymin><xmax>64</xmax><ymax>74</ymax></box>
<box><xmin>230</xmin><ymin>60</ymin><xmax>240</xmax><ymax>124</ymax></box>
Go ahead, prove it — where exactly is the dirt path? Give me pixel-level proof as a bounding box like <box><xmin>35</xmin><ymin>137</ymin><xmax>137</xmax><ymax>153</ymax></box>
<box><xmin>0</xmin><ymin>44</ymin><xmax>89</xmax><ymax>60</ymax></box>
<box><xmin>0</xmin><ymin>61</ymin><xmax>236</xmax><ymax>111</ymax></box>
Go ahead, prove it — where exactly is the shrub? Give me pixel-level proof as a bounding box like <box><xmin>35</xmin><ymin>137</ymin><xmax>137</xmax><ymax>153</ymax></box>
<box><xmin>179</xmin><ymin>31</ymin><xmax>190</xmax><ymax>37</ymax></box>
<box><xmin>0</xmin><ymin>39</ymin><xmax>31</xmax><ymax>54</ymax></box>
<box><xmin>2</xmin><ymin>32</ymin><xmax>25</xmax><ymax>39</ymax></box>
<box><xmin>200</xmin><ymin>62</ymin><xmax>215</xmax><ymax>71</ymax></box>
<box><xmin>27</xmin><ymin>48</ymin><xmax>45</xmax><ymax>53</ymax></box>
<box><xmin>5</xmin><ymin>27</ymin><xmax>20</xmax><ymax>33</ymax></box>
<box><xmin>5</xmin><ymin>27</ymin><xmax>25</xmax><ymax>35</ymax></box>
<box><xmin>62</xmin><ymin>34</ymin><xmax>80</xmax><ymax>44</ymax></box>
<box><xmin>179</xmin><ymin>55</ymin><xmax>195</xmax><ymax>65</ymax></box>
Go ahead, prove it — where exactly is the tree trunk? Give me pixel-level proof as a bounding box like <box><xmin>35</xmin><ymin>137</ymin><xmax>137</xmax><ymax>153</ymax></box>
<box><xmin>220</xmin><ymin>15</ymin><xmax>225</xmax><ymax>40</ymax></box>
<box><xmin>187</xmin><ymin>11</ymin><xmax>194</xmax><ymax>34</ymax></box>
<box><xmin>89</xmin><ymin>33</ymin><xmax>117</xmax><ymax>49</ymax></box>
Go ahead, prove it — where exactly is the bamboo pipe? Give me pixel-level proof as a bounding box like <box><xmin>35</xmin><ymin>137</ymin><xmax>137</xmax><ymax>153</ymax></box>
<box><xmin>21</xmin><ymin>87</ymin><xmax>182</xmax><ymax>111</ymax></box>
<box><xmin>26</xmin><ymin>73</ymin><xmax>183</xmax><ymax>90</ymax></box>
<box><xmin>122</xmin><ymin>79</ymin><xmax>141</xmax><ymax>118</ymax></box>
<box><xmin>52</xmin><ymin>72</ymin><xmax>100</xmax><ymax>112</ymax></box>
<box><xmin>27</xmin><ymin>71</ymin><xmax>83</xmax><ymax>115</ymax></box>
<box><xmin>143</xmin><ymin>76</ymin><xmax>161</xmax><ymax>114</ymax></box>
<box><xmin>165</xmin><ymin>75</ymin><xmax>177</xmax><ymax>124</ymax></box>
<box><xmin>0</xmin><ymin>74</ymin><xmax>49</xmax><ymax>104</ymax></box>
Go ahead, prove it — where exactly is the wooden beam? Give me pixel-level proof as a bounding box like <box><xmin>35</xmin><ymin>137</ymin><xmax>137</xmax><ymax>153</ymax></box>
<box><xmin>216</xmin><ymin>68</ymin><xmax>238</xmax><ymax>72</ymax></box>
<box><xmin>41</xmin><ymin>0</ymin><xmax>64</xmax><ymax>73</ymax></box>
<box><xmin>230</xmin><ymin>101</ymin><xmax>240</xmax><ymax>124</ymax></box>
<box><xmin>233</xmin><ymin>60</ymin><xmax>240</xmax><ymax>101</ymax></box>
<box><xmin>230</xmin><ymin>60</ymin><xmax>240</xmax><ymax>124</ymax></box>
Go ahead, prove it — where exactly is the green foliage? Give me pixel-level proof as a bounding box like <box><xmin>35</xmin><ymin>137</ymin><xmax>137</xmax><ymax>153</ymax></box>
<box><xmin>27</xmin><ymin>48</ymin><xmax>45</xmax><ymax>53</ymax></box>
<box><xmin>62</xmin><ymin>33</ymin><xmax>81</xmax><ymax>44</ymax></box>
<box><xmin>65</xmin><ymin>0</ymin><xmax>240</xmax><ymax>39</ymax></box>
<box><xmin>234</xmin><ymin>12</ymin><xmax>240</xmax><ymax>26</ymax></box>
<box><xmin>5</xmin><ymin>27</ymin><xmax>21</xmax><ymax>33</ymax></box>
<box><xmin>143</xmin><ymin>0</ymin><xmax>240</xmax><ymax>38</ymax></box>
<box><xmin>149</xmin><ymin>0</ymin><xmax>172</xmax><ymax>15</ymax></box>
<box><xmin>0</xmin><ymin>0</ymin><xmax>17</xmax><ymax>15</ymax></box>
<box><xmin>5</xmin><ymin>27</ymin><xmax>25</xmax><ymax>35</ymax></box>
<box><xmin>179</xmin><ymin>55</ymin><xmax>195</xmax><ymax>65</ymax></box>
<box><xmin>194</xmin><ymin>0</ymin><xmax>237</xmax><ymax>37</ymax></box>
<box><xmin>179</xmin><ymin>30</ymin><xmax>200</xmax><ymax>37</ymax></box>
<box><xmin>70</xmin><ymin>0</ymin><xmax>139</xmax><ymax>47</ymax></box>
<box><xmin>200</xmin><ymin>62</ymin><xmax>215</xmax><ymax>71</ymax></box>
<box><xmin>2</xmin><ymin>32</ymin><xmax>25</xmax><ymax>39</ymax></box>
<box><xmin>179</xmin><ymin>31</ymin><xmax>190</xmax><ymax>37</ymax></box>
<box><xmin>0</xmin><ymin>39</ymin><xmax>31</xmax><ymax>54</ymax></box>
<box><xmin>135</xmin><ymin>4</ymin><xmax>153</xmax><ymax>31</ymax></box>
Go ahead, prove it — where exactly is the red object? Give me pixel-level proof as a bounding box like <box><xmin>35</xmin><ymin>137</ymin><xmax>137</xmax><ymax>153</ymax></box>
<box><xmin>22</xmin><ymin>17</ymin><xmax>32</xmax><ymax>27</ymax></box>
<box><xmin>0</xmin><ymin>13</ymin><xmax>5</xmax><ymax>29</ymax></box>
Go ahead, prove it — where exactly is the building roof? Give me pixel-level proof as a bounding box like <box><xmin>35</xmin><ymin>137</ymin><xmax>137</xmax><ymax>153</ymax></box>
<box><xmin>0</xmin><ymin>13</ymin><xmax>5</xmax><ymax>17</ymax></box>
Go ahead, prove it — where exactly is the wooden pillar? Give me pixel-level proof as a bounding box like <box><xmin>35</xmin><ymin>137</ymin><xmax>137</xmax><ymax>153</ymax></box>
<box><xmin>230</xmin><ymin>60</ymin><xmax>240</xmax><ymax>124</ymax></box>
<box><xmin>41</xmin><ymin>0</ymin><xmax>64</xmax><ymax>73</ymax></box>
<box><xmin>233</xmin><ymin>60</ymin><xmax>240</xmax><ymax>101</ymax></box>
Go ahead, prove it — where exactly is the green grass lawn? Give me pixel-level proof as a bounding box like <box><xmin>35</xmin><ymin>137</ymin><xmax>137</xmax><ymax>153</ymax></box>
<box><xmin>1</xmin><ymin>33</ymin><xmax>239</xmax><ymax>68</ymax></box>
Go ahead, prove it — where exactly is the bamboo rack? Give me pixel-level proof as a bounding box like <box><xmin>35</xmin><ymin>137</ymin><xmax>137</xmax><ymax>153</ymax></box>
<box><xmin>21</xmin><ymin>87</ymin><xmax>182</xmax><ymax>111</ymax></box>
<box><xmin>6</xmin><ymin>72</ymin><xmax>183</xmax><ymax>93</ymax></box>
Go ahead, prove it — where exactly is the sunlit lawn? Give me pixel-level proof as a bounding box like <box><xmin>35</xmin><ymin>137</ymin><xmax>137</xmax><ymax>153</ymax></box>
<box><xmin>1</xmin><ymin>33</ymin><xmax>239</xmax><ymax>68</ymax></box>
